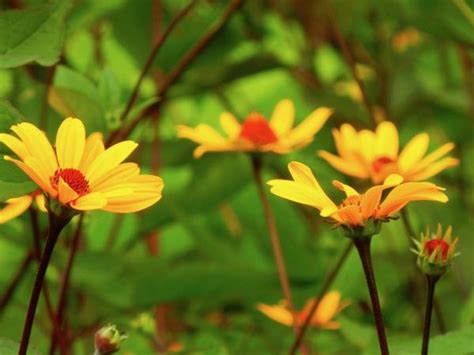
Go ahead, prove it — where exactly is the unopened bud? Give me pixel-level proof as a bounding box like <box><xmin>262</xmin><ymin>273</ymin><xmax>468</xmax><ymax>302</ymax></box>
<box><xmin>94</xmin><ymin>324</ymin><xmax>127</xmax><ymax>354</ymax></box>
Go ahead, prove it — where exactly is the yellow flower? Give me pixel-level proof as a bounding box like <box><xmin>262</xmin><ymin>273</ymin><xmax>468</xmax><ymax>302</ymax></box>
<box><xmin>0</xmin><ymin>191</ymin><xmax>45</xmax><ymax>224</ymax></box>
<box><xmin>268</xmin><ymin>162</ymin><xmax>448</xmax><ymax>230</ymax></box>
<box><xmin>177</xmin><ymin>99</ymin><xmax>333</xmax><ymax>158</ymax></box>
<box><xmin>318</xmin><ymin>121</ymin><xmax>459</xmax><ymax>183</ymax></box>
<box><xmin>257</xmin><ymin>291</ymin><xmax>350</xmax><ymax>329</ymax></box>
<box><xmin>0</xmin><ymin>118</ymin><xmax>163</xmax><ymax>213</ymax></box>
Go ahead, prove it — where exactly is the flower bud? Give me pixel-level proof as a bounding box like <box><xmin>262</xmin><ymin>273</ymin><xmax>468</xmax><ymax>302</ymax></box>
<box><xmin>94</xmin><ymin>324</ymin><xmax>127</xmax><ymax>354</ymax></box>
<box><xmin>412</xmin><ymin>224</ymin><xmax>459</xmax><ymax>276</ymax></box>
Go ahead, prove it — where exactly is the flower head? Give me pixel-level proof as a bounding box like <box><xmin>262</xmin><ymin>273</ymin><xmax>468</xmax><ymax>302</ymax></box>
<box><xmin>177</xmin><ymin>99</ymin><xmax>332</xmax><ymax>158</ymax></box>
<box><xmin>318</xmin><ymin>122</ymin><xmax>458</xmax><ymax>183</ymax></box>
<box><xmin>413</xmin><ymin>224</ymin><xmax>459</xmax><ymax>276</ymax></box>
<box><xmin>0</xmin><ymin>191</ymin><xmax>45</xmax><ymax>224</ymax></box>
<box><xmin>268</xmin><ymin>162</ymin><xmax>448</xmax><ymax>238</ymax></box>
<box><xmin>94</xmin><ymin>324</ymin><xmax>127</xmax><ymax>354</ymax></box>
<box><xmin>257</xmin><ymin>291</ymin><xmax>350</xmax><ymax>329</ymax></box>
<box><xmin>0</xmin><ymin>118</ymin><xmax>163</xmax><ymax>214</ymax></box>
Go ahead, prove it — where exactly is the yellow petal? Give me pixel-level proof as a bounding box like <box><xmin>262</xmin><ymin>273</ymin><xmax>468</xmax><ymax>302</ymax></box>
<box><xmin>339</xmin><ymin>124</ymin><xmax>358</xmax><ymax>151</ymax></box>
<box><xmin>281</xmin><ymin>107</ymin><xmax>332</xmax><ymax>147</ymax></box>
<box><xmin>10</xmin><ymin>122</ymin><xmax>58</xmax><ymax>177</ymax></box>
<box><xmin>335</xmin><ymin>205</ymin><xmax>363</xmax><ymax>226</ymax></box>
<box><xmin>360</xmin><ymin>174</ymin><xmax>403</xmax><ymax>219</ymax></box>
<box><xmin>57</xmin><ymin>177</ymin><xmax>79</xmax><ymax>205</ymax></box>
<box><xmin>398</xmin><ymin>133</ymin><xmax>429</xmax><ymax>171</ymax></box>
<box><xmin>177</xmin><ymin>124</ymin><xmax>228</xmax><ymax>145</ymax></box>
<box><xmin>268</xmin><ymin>180</ymin><xmax>331</xmax><ymax>210</ymax></box>
<box><xmin>257</xmin><ymin>303</ymin><xmax>293</xmax><ymax>326</ymax></box>
<box><xmin>318</xmin><ymin>151</ymin><xmax>369</xmax><ymax>179</ymax></box>
<box><xmin>91</xmin><ymin>163</ymin><xmax>140</xmax><ymax>191</ymax></box>
<box><xmin>79</xmin><ymin>133</ymin><xmax>105</xmax><ymax>172</ymax></box>
<box><xmin>0</xmin><ymin>195</ymin><xmax>33</xmax><ymax>223</ymax></box>
<box><xmin>270</xmin><ymin>99</ymin><xmax>295</xmax><ymax>137</ymax></box>
<box><xmin>357</xmin><ymin>129</ymin><xmax>376</xmax><ymax>162</ymax></box>
<box><xmin>4</xmin><ymin>156</ymin><xmax>55</xmax><ymax>196</ymax></box>
<box><xmin>34</xmin><ymin>194</ymin><xmax>47</xmax><ymax>212</ymax></box>
<box><xmin>193</xmin><ymin>141</ymin><xmax>250</xmax><ymax>158</ymax></box>
<box><xmin>332</xmin><ymin>180</ymin><xmax>359</xmax><ymax>197</ymax></box>
<box><xmin>374</xmin><ymin>121</ymin><xmax>399</xmax><ymax>158</ymax></box>
<box><xmin>85</xmin><ymin>141</ymin><xmax>138</xmax><ymax>184</ymax></box>
<box><xmin>405</xmin><ymin>157</ymin><xmax>459</xmax><ymax>182</ymax></box>
<box><xmin>313</xmin><ymin>291</ymin><xmax>341</xmax><ymax>324</ymax></box>
<box><xmin>0</xmin><ymin>133</ymin><xmax>29</xmax><ymax>160</ymax></box>
<box><xmin>71</xmin><ymin>192</ymin><xmax>107</xmax><ymax>210</ymax></box>
<box><xmin>219</xmin><ymin>112</ymin><xmax>241</xmax><ymax>139</ymax></box>
<box><xmin>55</xmin><ymin>117</ymin><xmax>86</xmax><ymax>169</ymax></box>
<box><xmin>377</xmin><ymin>182</ymin><xmax>448</xmax><ymax>217</ymax></box>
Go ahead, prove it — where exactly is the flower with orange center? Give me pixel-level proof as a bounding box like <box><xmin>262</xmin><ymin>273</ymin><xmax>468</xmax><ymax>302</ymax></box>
<box><xmin>177</xmin><ymin>99</ymin><xmax>333</xmax><ymax>158</ymax></box>
<box><xmin>412</xmin><ymin>224</ymin><xmax>459</xmax><ymax>276</ymax></box>
<box><xmin>257</xmin><ymin>291</ymin><xmax>350</xmax><ymax>329</ymax></box>
<box><xmin>268</xmin><ymin>162</ymin><xmax>448</xmax><ymax>237</ymax></box>
<box><xmin>0</xmin><ymin>190</ymin><xmax>46</xmax><ymax>224</ymax></box>
<box><xmin>318</xmin><ymin>121</ymin><xmax>459</xmax><ymax>183</ymax></box>
<box><xmin>0</xmin><ymin>118</ymin><xmax>163</xmax><ymax>213</ymax></box>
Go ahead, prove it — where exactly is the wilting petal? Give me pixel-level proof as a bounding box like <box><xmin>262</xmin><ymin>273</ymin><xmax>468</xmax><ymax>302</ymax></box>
<box><xmin>72</xmin><ymin>192</ymin><xmax>107</xmax><ymax>210</ymax></box>
<box><xmin>219</xmin><ymin>112</ymin><xmax>241</xmax><ymax>139</ymax></box>
<box><xmin>398</xmin><ymin>133</ymin><xmax>429</xmax><ymax>171</ymax></box>
<box><xmin>374</xmin><ymin>121</ymin><xmax>399</xmax><ymax>158</ymax></box>
<box><xmin>86</xmin><ymin>141</ymin><xmax>138</xmax><ymax>184</ymax></box>
<box><xmin>0</xmin><ymin>134</ymin><xmax>29</xmax><ymax>160</ymax></box>
<box><xmin>10</xmin><ymin>122</ymin><xmax>58</xmax><ymax>176</ymax></box>
<box><xmin>55</xmin><ymin>117</ymin><xmax>86</xmax><ymax>169</ymax></box>
<box><xmin>79</xmin><ymin>133</ymin><xmax>105</xmax><ymax>172</ymax></box>
<box><xmin>270</xmin><ymin>99</ymin><xmax>295</xmax><ymax>137</ymax></box>
<box><xmin>0</xmin><ymin>195</ymin><xmax>33</xmax><ymax>224</ymax></box>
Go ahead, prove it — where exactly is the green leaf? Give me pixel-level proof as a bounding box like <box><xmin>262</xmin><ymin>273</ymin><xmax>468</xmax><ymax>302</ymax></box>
<box><xmin>0</xmin><ymin>100</ymin><xmax>23</xmax><ymax>134</ymax></box>
<box><xmin>0</xmin><ymin>1</ymin><xmax>70</xmax><ymax>68</ymax></box>
<box><xmin>0</xmin><ymin>158</ymin><xmax>36</xmax><ymax>201</ymax></box>
<box><xmin>0</xmin><ymin>338</ymin><xmax>40</xmax><ymax>355</ymax></box>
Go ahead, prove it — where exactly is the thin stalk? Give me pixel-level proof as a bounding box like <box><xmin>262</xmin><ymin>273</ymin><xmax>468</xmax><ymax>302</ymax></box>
<box><xmin>49</xmin><ymin>214</ymin><xmax>85</xmax><ymax>355</ymax></box>
<box><xmin>289</xmin><ymin>241</ymin><xmax>353</xmax><ymax>355</ymax></box>
<box><xmin>19</xmin><ymin>212</ymin><xmax>70</xmax><ymax>355</ymax></box>
<box><xmin>421</xmin><ymin>275</ymin><xmax>440</xmax><ymax>355</ymax></box>
<box><xmin>250</xmin><ymin>155</ymin><xmax>307</xmax><ymax>355</ymax></box>
<box><xmin>353</xmin><ymin>237</ymin><xmax>389</xmax><ymax>355</ymax></box>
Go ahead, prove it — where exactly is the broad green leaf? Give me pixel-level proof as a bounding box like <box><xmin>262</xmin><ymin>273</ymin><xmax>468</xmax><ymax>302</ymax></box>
<box><xmin>0</xmin><ymin>100</ymin><xmax>23</xmax><ymax>134</ymax></box>
<box><xmin>0</xmin><ymin>157</ymin><xmax>36</xmax><ymax>201</ymax></box>
<box><xmin>0</xmin><ymin>338</ymin><xmax>40</xmax><ymax>355</ymax></box>
<box><xmin>0</xmin><ymin>1</ymin><xmax>70</xmax><ymax>68</ymax></box>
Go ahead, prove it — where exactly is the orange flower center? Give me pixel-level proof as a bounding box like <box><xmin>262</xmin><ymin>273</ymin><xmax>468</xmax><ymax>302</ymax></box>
<box><xmin>424</xmin><ymin>239</ymin><xmax>449</xmax><ymax>260</ymax></box>
<box><xmin>339</xmin><ymin>195</ymin><xmax>362</xmax><ymax>208</ymax></box>
<box><xmin>51</xmin><ymin>168</ymin><xmax>90</xmax><ymax>196</ymax></box>
<box><xmin>372</xmin><ymin>156</ymin><xmax>396</xmax><ymax>173</ymax></box>
<box><xmin>239</xmin><ymin>113</ymin><xmax>278</xmax><ymax>145</ymax></box>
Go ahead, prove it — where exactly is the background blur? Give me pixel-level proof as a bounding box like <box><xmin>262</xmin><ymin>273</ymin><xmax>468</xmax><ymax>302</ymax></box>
<box><xmin>0</xmin><ymin>0</ymin><xmax>473</xmax><ymax>354</ymax></box>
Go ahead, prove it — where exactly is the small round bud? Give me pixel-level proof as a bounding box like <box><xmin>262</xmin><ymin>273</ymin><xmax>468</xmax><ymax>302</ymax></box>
<box><xmin>94</xmin><ymin>324</ymin><xmax>127</xmax><ymax>354</ymax></box>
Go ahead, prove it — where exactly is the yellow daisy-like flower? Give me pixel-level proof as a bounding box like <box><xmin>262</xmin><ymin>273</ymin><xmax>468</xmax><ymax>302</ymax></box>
<box><xmin>257</xmin><ymin>291</ymin><xmax>350</xmax><ymax>329</ymax></box>
<box><xmin>0</xmin><ymin>191</ymin><xmax>46</xmax><ymax>224</ymax></box>
<box><xmin>268</xmin><ymin>162</ymin><xmax>448</xmax><ymax>231</ymax></box>
<box><xmin>318</xmin><ymin>121</ymin><xmax>459</xmax><ymax>183</ymax></box>
<box><xmin>0</xmin><ymin>118</ymin><xmax>163</xmax><ymax>213</ymax></box>
<box><xmin>177</xmin><ymin>99</ymin><xmax>333</xmax><ymax>158</ymax></box>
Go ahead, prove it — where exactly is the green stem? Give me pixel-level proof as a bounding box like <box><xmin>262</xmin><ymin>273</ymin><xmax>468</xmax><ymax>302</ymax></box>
<box><xmin>421</xmin><ymin>275</ymin><xmax>440</xmax><ymax>355</ymax></box>
<box><xmin>353</xmin><ymin>237</ymin><xmax>389</xmax><ymax>355</ymax></box>
<box><xmin>19</xmin><ymin>212</ymin><xmax>70</xmax><ymax>355</ymax></box>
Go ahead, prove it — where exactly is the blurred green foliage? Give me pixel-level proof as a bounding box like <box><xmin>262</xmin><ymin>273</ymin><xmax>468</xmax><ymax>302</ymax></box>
<box><xmin>0</xmin><ymin>0</ymin><xmax>473</xmax><ymax>354</ymax></box>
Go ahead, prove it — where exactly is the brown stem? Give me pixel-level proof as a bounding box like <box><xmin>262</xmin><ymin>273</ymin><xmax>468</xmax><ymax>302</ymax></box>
<box><xmin>322</xmin><ymin>0</ymin><xmax>378</xmax><ymax>127</ymax></box>
<box><xmin>353</xmin><ymin>237</ymin><xmax>389</xmax><ymax>355</ymax></box>
<box><xmin>49</xmin><ymin>214</ymin><xmax>85</xmax><ymax>355</ymax></box>
<box><xmin>0</xmin><ymin>252</ymin><xmax>34</xmax><ymax>315</ymax></box>
<box><xmin>19</xmin><ymin>212</ymin><xmax>71</xmax><ymax>355</ymax></box>
<box><xmin>421</xmin><ymin>275</ymin><xmax>440</xmax><ymax>355</ymax></box>
<box><xmin>250</xmin><ymin>155</ymin><xmax>308</xmax><ymax>355</ymax></box>
<box><xmin>109</xmin><ymin>0</ymin><xmax>245</xmax><ymax>144</ymax></box>
<box><xmin>289</xmin><ymin>241</ymin><xmax>353</xmax><ymax>355</ymax></box>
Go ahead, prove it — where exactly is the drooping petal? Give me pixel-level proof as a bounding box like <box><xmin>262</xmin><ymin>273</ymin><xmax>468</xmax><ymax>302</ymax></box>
<box><xmin>57</xmin><ymin>177</ymin><xmax>79</xmax><ymax>205</ymax></box>
<box><xmin>0</xmin><ymin>195</ymin><xmax>33</xmax><ymax>223</ymax></box>
<box><xmin>332</xmin><ymin>180</ymin><xmax>359</xmax><ymax>197</ymax></box>
<box><xmin>72</xmin><ymin>192</ymin><xmax>107</xmax><ymax>210</ymax></box>
<box><xmin>318</xmin><ymin>151</ymin><xmax>369</xmax><ymax>178</ymax></box>
<box><xmin>398</xmin><ymin>133</ymin><xmax>429</xmax><ymax>171</ymax></box>
<box><xmin>55</xmin><ymin>117</ymin><xmax>86</xmax><ymax>169</ymax></box>
<box><xmin>0</xmin><ymin>134</ymin><xmax>29</xmax><ymax>160</ymax></box>
<box><xmin>281</xmin><ymin>107</ymin><xmax>332</xmax><ymax>147</ymax></box>
<box><xmin>10</xmin><ymin>122</ymin><xmax>58</xmax><ymax>177</ymax></box>
<box><xmin>270</xmin><ymin>99</ymin><xmax>295</xmax><ymax>137</ymax></box>
<box><xmin>257</xmin><ymin>303</ymin><xmax>293</xmax><ymax>326</ymax></box>
<box><xmin>85</xmin><ymin>141</ymin><xmax>138</xmax><ymax>184</ymax></box>
<box><xmin>4</xmin><ymin>156</ymin><xmax>55</xmax><ymax>196</ymax></box>
<box><xmin>374</xmin><ymin>121</ymin><xmax>399</xmax><ymax>158</ymax></box>
<box><xmin>377</xmin><ymin>182</ymin><xmax>448</xmax><ymax>217</ymax></box>
<box><xmin>219</xmin><ymin>112</ymin><xmax>241</xmax><ymax>139</ymax></box>
<box><xmin>79</xmin><ymin>133</ymin><xmax>105</xmax><ymax>172</ymax></box>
